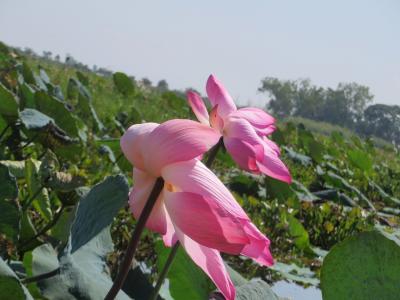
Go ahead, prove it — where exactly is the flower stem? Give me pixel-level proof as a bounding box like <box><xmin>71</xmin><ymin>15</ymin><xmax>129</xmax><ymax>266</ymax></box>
<box><xmin>150</xmin><ymin>138</ymin><xmax>223</xmax><ymax>299</ymax></box>
<box><xmin>149</xmin><ymin>241</ymin><xmax>180</xmax><ymax>300</ymax></box>
<box><xmin>21</xmin><ymin>268</ymin><xmax>60</xmax><ymax>284</ymax></box>
<box><xmin>19</xmin><ymin>206</ymin><xmax>65</xmax><ymax>250</ymax></box>
<box><xmin>22</xmin><ymin>176</ymin><xmax>50</xmax><ymax>211</ymax></box>
<box><xmin>105</xmin><ymin>177</ymin><xmax>164</xmax><ymax>300</ymax></box>
<box><xmin>22</xmin><ymin>183</ymin><xmax>45</xmax><ymax>211</ymax></box>
<box><xmin>0</xmin><ymin>124</ymin><xmax>10</xmax><ymax>143</ymax></box>
<box><xmin>205</xmin><ymin>137</ymin><xmax>223</xmax><ymax>167</ymax></box>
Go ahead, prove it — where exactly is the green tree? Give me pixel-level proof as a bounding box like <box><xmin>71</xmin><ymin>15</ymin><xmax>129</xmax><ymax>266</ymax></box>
<box><xmin>293</xmin><ymin>79</ymin><xmax>325</xmax><ymax>120</ymax></box>
<box><xmin>156</xmin><ymin>79</ymin><xmax>169</xmax><ymax>92</ymax></box>
<box><xmin>360</xmin><ymin>104</ymin><xmax>400</xmax><ymax>145</ymax></box>
<box><xmin>338</xmin><ymin>82</ymin><xmax>373</xmax><ymax>123</ymax></box>
<box><xmin>259</xmin><ymin>77</ymin><xmax>373</xmax><ymax>129</ymax></box>
<box><xmin>258</xmin><ymin>77</ymin><xmax>297</xmax><ymax>118</ymax></box>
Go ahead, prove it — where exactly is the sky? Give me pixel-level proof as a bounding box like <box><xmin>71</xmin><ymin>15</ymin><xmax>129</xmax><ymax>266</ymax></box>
<box><xmin>1</xmin><ymin>0</ymin><xmax>399</xmax><ymax>107</ymax></box>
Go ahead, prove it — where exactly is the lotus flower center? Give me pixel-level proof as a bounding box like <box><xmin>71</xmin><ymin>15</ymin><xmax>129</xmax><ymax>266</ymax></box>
<box><xmin>165</xmin><ymin>182</ymin><xmax>178</xmax><ymax>192</ymax></box>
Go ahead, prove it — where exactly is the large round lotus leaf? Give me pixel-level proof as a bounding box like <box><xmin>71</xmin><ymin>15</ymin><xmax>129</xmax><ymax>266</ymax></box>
<box><xmin>20</xmin><ymin>108</ymin><xmax>54</xmax><ymax>130</ymax></box>
<box><xmin>0</xmin><ymin>82</ymin><xmax>19</xmax><ymax>120</ymax></box>
<box><xmin>34</xmin><ymin>91</ymin><xmax>80</xmax><ymax>138</ymax></box>
<box><xmin>0</xmin><ymin>165</ymin><xmax>20</xmax><ymax>242</ymax></box>
<box><xmin>155</xmin><ymin>240</ymin><xmax>209</xmax><ymax>300</ymax></box>
<box><xmin>0</xmin><ymin>258</ymin><xmax>33</xmax><ymax>299</ymax></box>
<box><xmin>348</xmin><ymin>149</ymin><xmax>373</xmax><ymax>173</ymax></box>
<box><xmin>321</xmin><ymin>231</ymin><xmax>400</xmax><ymax>300</ymax></box>
<box><xmin>70</xmin><ymin>175</ymin><xmax>129</xmax><ymax>253</ymax></box>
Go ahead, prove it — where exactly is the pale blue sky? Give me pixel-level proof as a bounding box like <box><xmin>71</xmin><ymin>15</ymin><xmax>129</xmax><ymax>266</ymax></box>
<box><xmin>1</xmin><ymin>0</ymin><xmax>399</xmax><ymax>106</ymax></box>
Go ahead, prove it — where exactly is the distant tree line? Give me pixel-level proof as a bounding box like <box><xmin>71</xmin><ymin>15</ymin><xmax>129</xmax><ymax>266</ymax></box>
<box><xmin>259</xmin><ymin>77</ymin><xmax>400</xmax><ymax>145</ymax></box>
<box><xmin>13</xmin><ymin>45</ymin><xmax>399</xmax><ymax>145</ymax></box>
<box><xmin>14</xmin><ymin>46</ymin><xmax>163</xmax><ymax>89</ymax></box>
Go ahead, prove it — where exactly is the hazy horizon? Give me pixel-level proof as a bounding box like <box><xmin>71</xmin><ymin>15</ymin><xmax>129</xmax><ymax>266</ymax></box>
<box><xmin>1</xmin><ymin>0</ymin><xmax>399</xmax><ymax>107</ymax></box>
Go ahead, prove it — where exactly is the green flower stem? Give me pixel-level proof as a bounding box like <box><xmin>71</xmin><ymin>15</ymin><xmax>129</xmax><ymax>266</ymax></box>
<box><xmin>21</xmin><ymin>268</ymin><xmax>60</xmax><ymax>284</ymax></box>
<box><xmin>149</xmin><ymin>241</ymin><xmax>180</xmax><ymax>300</ymax></box>
<box><xmin>22</xmin><ymin>183</ymin><xmax>45</xmax><ymax>211</ymax></box>
<box><xmin>105</xmin><ymin>177</ymin><xmax>164</xmax><ymax>300</ymax></box>
<box><xmin>0</xmin><ymin>124</ymin><xmax>10</xmax><ymax>142</ymax></box>
<box><xmin>205</xmin><ymin>137</ymin><xmax>223</xmax><ymax>167</ymax></box>
<box><xmin>150</xmin><ymin>138</ymin><xmax>223</xmax><ymax>300</ymax></box>
<box><xmin>20</xmin><ymin>132</ymin><xmax>40</xmax><ymax>150</ymax></box>
<box><xmin>22</xmin><ymin>176</ymin><xmax>50</xmax><ymax>211</ymax></box>
<box><xmin>19</xmin><ymin>205</ymin><xmax>65</xmax><ymax>250</ymax></box>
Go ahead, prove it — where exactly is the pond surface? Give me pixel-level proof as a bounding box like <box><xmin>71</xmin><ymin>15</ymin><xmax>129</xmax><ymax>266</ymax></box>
<box><xmin>272</xmin><ymin>281</ymin><xmax>321</xmax><ymax>300</ymax></box>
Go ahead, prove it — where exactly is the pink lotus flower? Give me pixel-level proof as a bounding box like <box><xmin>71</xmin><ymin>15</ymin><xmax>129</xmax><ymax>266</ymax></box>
<box><xmin>121</xmin><ymin>120</ymin><xmax>274</xmax><ymax>300</ymax></box>
<box><xmin>187</xmin><ymin>75</ymin><xmax>292</xmax><ymax>183</ymax></box>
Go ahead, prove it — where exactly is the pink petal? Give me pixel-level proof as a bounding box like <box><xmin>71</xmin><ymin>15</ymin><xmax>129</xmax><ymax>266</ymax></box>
<box><xmin>129</xmin><ymin>168</ymin><xmax>168</xmax><ymax>234</ymax></box>
<box><xmin>164</xmin><ymin>190</ymin><xmax>249</xmax><ymax>254</ymax></box>
<box><xmin>258</xmin><ymin>124</ymin><xmax>276</xmax><ymax>136</ymax></box>
<box><xmin>187</xmin><ymin>91</ymin><xmax>210</xmax><ymax>125</ymax></box>
<box><xmin>223</xmin><ymin>116</ymin><xmax>264</xmax><ymax>146</ymax></box>
<box><xmin>175</xmin><ymin>227</ymin><xmax>236</xmax><ymax>300</ymax></box>
<box><xmin>257</xmin><ymin>146</ymin><xmax>292</xmax><ymax>183</ymax></box>
<box><xmin>223</xmin><ymin>116</ymin><xmax>267</xmax><ymax>167</ymax></box>
<box><xmin>224</xmin><ymin>116</ymin><xmax>291</xmax><ymax>182</ymax></box>
<box><xmin>120</xmin><ymin>123</ymin><xmax>159</xmax><ymax>170</ymax></box>
<box><xmin>224</xmin><ymin>137</ymin><xmax>263</xmax><ymax>172</ymax></box>
<box><xmin>206</xmin><ymin>75</ymin><xmax>237</xmax><ymax>118</ymax></box>
<box><xmin>264</xmin><ymin>137</ymin><xmax>281</xmax><ymax>156</ymax></box>
<box><xmin>231</xmin><ymin>107</ymin><xmax>275</xmax><ymax>128</ymax></box>
<box><xmin>241</xmin><ymin>221</ymin><xmax>274</xmax><ymax>266</ymax></box>
<box><xmin>163</xmin><ymin>161</ymin><xmax>274</xmax><ymax>269</ymax></box>
<box><xmin>161</xmin><ymin>160</ymin><xmax>249</xmax><ymax>220</ymax></box>
<box><xmin>143</xmin><ymin>119</ymin><xmax>220</xmax><ymax>176</ymax></box>
<box><xmin>209</xmin><ymin>105</ymin><xmax>224</xmax><ymax>133</ymax></box>
<box><xmin>162</xmin><ymin>210</ymin><xmax>178</xmax><ymax>247</ymax></box>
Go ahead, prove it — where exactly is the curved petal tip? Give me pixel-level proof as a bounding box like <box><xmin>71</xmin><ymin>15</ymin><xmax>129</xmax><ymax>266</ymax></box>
<box><xmin>206</xmin><ymin>74</ymin><xmax>237</xmax><ymax>117</ymax></box>
<box><xmin>187</xmin><ymin>91</ymin><xmax>210</xmax><ymax>125</ymax></box>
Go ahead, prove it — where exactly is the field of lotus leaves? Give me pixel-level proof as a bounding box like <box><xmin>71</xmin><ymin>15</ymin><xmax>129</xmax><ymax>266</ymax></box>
<box><xmin>0</xmin><ymin>41</ymin><xmax>399</xmax><ymax>299</ymax></box>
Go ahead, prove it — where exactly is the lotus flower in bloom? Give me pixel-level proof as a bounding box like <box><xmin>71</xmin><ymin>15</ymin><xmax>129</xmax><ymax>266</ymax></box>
<box><xmin>187</xmin><ymin>75</ymin><xmax>291</xmax><ymax>183</ymax></box>
<box><xmin>120</xmin><ymin>119</ymin><xmax>274</xmax><ymax>300</ymax></box>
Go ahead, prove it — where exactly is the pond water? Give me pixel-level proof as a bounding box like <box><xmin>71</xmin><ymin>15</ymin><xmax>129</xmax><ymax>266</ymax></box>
<box><xmin>272</xmin><ymin>281</ymin><xmax>322</xmax><ymax>300</ymax></box>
